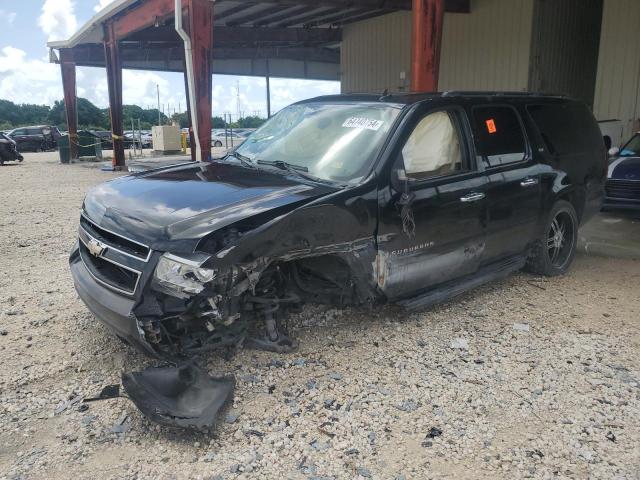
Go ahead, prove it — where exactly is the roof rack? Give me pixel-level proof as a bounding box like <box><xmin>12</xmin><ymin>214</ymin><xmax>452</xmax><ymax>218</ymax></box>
<box><xmin>441</xmin><ymin>91</ymin><xmax>569</xmax><ymax>98</ymax></box>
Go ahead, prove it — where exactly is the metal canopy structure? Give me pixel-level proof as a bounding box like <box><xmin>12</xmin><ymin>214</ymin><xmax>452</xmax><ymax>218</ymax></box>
<box><xmin>49</xmin><ymin>0</ymin><xmax>467</xmax><ymax>167</ymax></box>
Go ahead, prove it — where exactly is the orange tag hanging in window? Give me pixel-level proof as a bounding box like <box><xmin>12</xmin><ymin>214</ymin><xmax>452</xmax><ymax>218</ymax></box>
<box><xmin>486</xmin><ymin>119</ymin><xmax>497</xmax><ymax>134</ymax></box>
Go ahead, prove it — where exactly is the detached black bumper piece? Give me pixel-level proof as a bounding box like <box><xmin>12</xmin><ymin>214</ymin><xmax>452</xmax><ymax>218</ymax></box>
<box><xmin>70</xmin><ymin>248</ymin><xmax>157</xmax><ymax>357</ymax></box>
<box><xmin>122</xmin><ymin>364</ymin><xmax>235</xmax><ymax>430</ymax></box>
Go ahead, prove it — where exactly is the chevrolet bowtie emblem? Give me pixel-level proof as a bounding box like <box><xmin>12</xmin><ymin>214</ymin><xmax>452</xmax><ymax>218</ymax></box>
<box><xmin>87</xmin><ymin>239</ymin><xmax>106</xmax><ymax>258</ymax></box>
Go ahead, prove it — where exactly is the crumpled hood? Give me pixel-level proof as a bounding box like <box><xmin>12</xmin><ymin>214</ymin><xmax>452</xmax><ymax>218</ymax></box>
<box><xmin>83</xmin><ymin>161</ymin><xmax>334</xmax><ymax>245</ymax></box>
<box><xmin>609</xmin><ymin>156</ymin><xmax>640</xmax><ymax>181</ymax></box>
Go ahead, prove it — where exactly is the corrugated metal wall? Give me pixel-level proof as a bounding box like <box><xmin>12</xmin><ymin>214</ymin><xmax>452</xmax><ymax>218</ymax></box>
<box><xmin>341</xmin><ymin>0</ymin><xmax>535</xmax><ymax>94</ymax></box>
<box><xmin>341</xmin><ymin>11</ymin><xmax>413</xmax><ymax>94</ymax></box>
<box><xmin>529</xmin><ymin>0</ymin><xmax>603</xmax><ymax>106</ymax></box>
<box><xmin>593</xmin><ymin>0</ymin><xmax>640</xmax><ymax>139</ymax></box>
<box><xmin>438</xmin><ymin>0</ymin><xmax>534</xmax><ymax>92</ymax></box>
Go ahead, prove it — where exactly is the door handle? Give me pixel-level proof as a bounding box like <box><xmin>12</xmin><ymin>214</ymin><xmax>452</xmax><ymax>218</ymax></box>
<box><xmin>520</xmin><ymin>178</ymin><xmax>539</xmax><ymax>187</ymax></box>
<box><xmin>460</xmin><ymin>192</ymin><xmax>486</xmax><ymax>203</ymax></box>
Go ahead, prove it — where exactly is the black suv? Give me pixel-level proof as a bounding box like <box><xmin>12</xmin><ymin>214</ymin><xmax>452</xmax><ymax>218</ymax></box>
<box><xmin>8</xmin><ymin>125</ymin><xmax>61</xmax><ymax>152</ymax></box>
<box><xmin>70</xmin><ymin>93</ymin><xmax>606</xmax><ymax>358</ymax></box>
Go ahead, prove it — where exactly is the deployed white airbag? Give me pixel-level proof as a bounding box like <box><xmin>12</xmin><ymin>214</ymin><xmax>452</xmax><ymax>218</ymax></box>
<box><xmin>403</xmin><ymin>112</ymin><xmax>461</xmax><ymax>176</ymax></box>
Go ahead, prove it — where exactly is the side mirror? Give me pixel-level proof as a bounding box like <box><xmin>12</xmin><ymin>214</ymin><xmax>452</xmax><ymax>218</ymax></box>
<box><xmin>608</xmin><ymin>147</ymin><xmax>620</xmax><ymax>157</ymax></box>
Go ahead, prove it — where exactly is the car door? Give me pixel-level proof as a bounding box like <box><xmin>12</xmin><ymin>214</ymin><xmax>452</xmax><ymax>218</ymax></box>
<box><xmin>469</xmin><ymin>105</ymin><xmax>543</xmax><ymax>262</ymax></box>
<box><xmin>10</xmin><ymin>129</ymin><xmax>28</xmax><ymax>150</ymax></box>
<box><xmin>26</xmin><ymin>128</ymin><xmax>44</xmax><ymax>151</ymax></box>
<box><xmin>377</xmin><ymin>106</ymin><xmax>488</xmax><ymax>300</ymax></box>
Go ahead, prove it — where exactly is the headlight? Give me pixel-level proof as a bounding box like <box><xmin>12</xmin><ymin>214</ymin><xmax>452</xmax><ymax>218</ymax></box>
<box><xmin>153</xmin><ymin>253</ymin><xmax>216</xmax><ymax>298</ymax></box>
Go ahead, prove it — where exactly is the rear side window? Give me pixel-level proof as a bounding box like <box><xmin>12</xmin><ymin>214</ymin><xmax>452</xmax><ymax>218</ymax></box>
<box><xmin>472</xmin><ymin>106</ymin><xmax>527</xmax><ymax>167</ymax></box>
<box><xmin>527</xmin><ymin>103</ymin><xmax>602</xmax><ymax>155</ymax></box>
<box><xmin>27</xmin><ymin>128</ymin><xmax>42</xmax><ymax>135</ymax></box>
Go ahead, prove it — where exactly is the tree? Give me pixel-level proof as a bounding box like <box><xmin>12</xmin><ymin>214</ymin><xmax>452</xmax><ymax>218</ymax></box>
<box><xmin>212</xmin><ymin>116</ymin><xmax>226</xmax><ymax>129</ymax></box>
<box><xmin>0</xmin><ymin>99</ymin><xmax>51</xmax><ymax>128</ymax></box>
<box><xmin>49</xmin><ymin>98</ymin><xmax>108</xmax><ymax>130</ymax></box>
<box><xmin>172</xmin><ymin>112</ymin><xmax>189</xmax><ymax>129</ymax></box>
<box><xmin>237</xmin><ymin>116</ymin><xmax>266</xmax><ymax>128</ymax></box>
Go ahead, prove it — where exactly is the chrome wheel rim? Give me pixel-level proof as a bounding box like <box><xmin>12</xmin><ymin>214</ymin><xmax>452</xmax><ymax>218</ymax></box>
<box><xmin>547</xmin><ymin>211</ymin><xmax>574</xmax><ymax>269</ymax></box>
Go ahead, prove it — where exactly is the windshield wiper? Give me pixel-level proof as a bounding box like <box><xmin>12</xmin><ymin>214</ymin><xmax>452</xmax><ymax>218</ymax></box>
<box><xmin>225</xmin><ymin>152</ymin><xmax>257</xmax><ymax>169</ymax></box>
<box><xmin>256</xmin><ymin>160</ymin><xmax>334</xmax><ymax>185</ymax></box>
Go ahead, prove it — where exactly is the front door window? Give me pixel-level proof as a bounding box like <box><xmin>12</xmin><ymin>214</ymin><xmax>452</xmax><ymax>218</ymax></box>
<box><xmin>402</xmin><ymin>111</ymin><xmax>464</xmax><ymax>180</ymax></box>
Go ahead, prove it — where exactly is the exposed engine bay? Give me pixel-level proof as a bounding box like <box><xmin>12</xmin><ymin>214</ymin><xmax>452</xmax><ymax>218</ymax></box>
<box><xmin>134</xmin><ymin>248</ymin><xmax>374</xmax><ymax>359</ymax></box>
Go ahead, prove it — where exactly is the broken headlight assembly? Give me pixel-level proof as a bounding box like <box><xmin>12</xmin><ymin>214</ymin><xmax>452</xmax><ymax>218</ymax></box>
<box><xmin>153</xmin><ymin>253</ymin><xmax>216</xmax><ymax>299</ymax></box>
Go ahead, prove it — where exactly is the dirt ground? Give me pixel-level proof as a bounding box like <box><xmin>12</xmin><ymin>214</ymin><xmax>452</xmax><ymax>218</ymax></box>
<box><xmin>1</xmin><ymin>153</ymin><xmax>639</xmax><ymax>479</ymax></box>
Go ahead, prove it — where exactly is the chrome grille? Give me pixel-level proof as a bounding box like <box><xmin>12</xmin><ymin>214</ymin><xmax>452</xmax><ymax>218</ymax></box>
<box><xmin>80</xmin><ymin>214</ymin><xmax>151</xmax><ymax>261</ymax></box>
<box><xmin>78</xmin><ymin>215</ymin><xmax>149</xmax><ymax>296</ymax></box>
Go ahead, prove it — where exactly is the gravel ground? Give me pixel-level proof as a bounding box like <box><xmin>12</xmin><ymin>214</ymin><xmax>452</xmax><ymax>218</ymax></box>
<box><xmin>1</xmin><ymin>153</ymin><xmax>639</xmax><ymax>480</ymax></box>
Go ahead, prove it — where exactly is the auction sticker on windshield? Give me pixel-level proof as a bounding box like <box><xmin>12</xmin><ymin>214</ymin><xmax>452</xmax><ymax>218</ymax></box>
<box><xmin>342</xmin><ymin>117</ymin><xmax>385</xmax><ymax>131</ymax></box>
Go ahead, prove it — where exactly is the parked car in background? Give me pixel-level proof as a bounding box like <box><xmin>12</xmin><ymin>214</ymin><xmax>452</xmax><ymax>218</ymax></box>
<box><xmin>140</xmin><ymin>132</ymin><xmax>153</xmax><ymax>148</ymax></box>
<box><xmin>92</xmin><ymin>130</ymin><xmax>114</xmax><ymax>150</ymax></box>
<box><xmin>211</xmin><ymin>130</ymin><xmax>246</xmax><ymax>147</ymax></box>
<box><xmin>233</xmin><ymin>128</ymin><xmax>257</xmax><ymax>136</ymax></box>
<box><xmin>7</xmin><ymin>125</ymin><xmax>61</xmax><ymax>152</ymax></box>
<box><xmin>0</xmin><ymin>132</ymin><xmax>24</xmax><ymax>164</ymax></box>
<box><xmin>604</xmin><ymin>132</ymin><xmax>640</xmax><ymax>210</ymax></box>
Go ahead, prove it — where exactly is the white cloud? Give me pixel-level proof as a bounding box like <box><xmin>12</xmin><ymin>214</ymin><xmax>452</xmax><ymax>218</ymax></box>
<box><xmin>269</xmin><ymin>78</ymin><xmax>340</xmax><ymax>113</ymax></box>
<box><xmin>94</xmin><ymin>0</ymin><xmax>114</xmax><ymax>13</ymax></box>
<box><xmin>0</xmin><ymin>46</ymin><xmax>62</xmax><ymax>105</ymax></box>
<box><xmin>38</xmin><ymin>0</ymin><xmax>78</xmax><ymax>42</ymax></box>
<box><xmin>0</xmin><ymin>9</ymin><xmax>17</xmax><ymax>24</ymax></box>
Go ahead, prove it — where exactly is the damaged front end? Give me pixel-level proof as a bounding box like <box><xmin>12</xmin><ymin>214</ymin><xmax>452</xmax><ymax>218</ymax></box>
<box><xmin>70</xmin><ymin>194</ymin><xmax>381</xmax><ymax>362</ymax></box>
<box><xmin>135</xmin><ymin>252</ymin><xmax>302</xmax><ymax>358</ymax></box>
<box><xmin>134</xmin><ymin>231</ymin><xmax>378</xmax><ymax>359</ymax></box>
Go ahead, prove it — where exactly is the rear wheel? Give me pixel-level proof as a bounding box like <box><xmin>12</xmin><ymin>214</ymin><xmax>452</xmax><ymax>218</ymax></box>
<box><xmin>214</xmin><ymin>141</ymin><xmax>223</xmax><ymax>147</ymax></box>
<box><xmin>526</xmin><ymin>200</ymin><xmax>578</xmax><ymax>276</ymax></box>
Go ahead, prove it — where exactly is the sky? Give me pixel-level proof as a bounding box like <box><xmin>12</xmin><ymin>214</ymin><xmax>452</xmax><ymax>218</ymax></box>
<box><xmin>0</xmin><ymin>0</ymin><xmax>340</xmax><ymax>118</ymax></box>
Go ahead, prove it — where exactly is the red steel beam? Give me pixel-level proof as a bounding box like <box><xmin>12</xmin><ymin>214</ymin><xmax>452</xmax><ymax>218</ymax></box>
<box><xmin>104</xmin><ymin>21</ymin><xmax>126</xmax><ymax>169</ymax></box>
<box><xmin>185</xmin><ymin>0</ymin><xmax>213</xmax><ymax>161</ymax></box>
<box><xmin>113</xmin><ymin>0</ymin><xmax>175</xmax><ymax>40</ymax></box>
<box><xmin>59</xmin><ymin>49</ymin><xmax>78</xmax><ymax>160</ymax></box>
<box><xmin>411</xmin><ymin>0</ymin><xmax>445</xmax><ymax>92</ymax></box>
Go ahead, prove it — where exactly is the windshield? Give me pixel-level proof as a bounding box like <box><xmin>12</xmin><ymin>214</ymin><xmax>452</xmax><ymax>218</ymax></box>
<box><xmin>620</xmin><ymin>134</ymin><xmax>640</xmax><ymax>156</ymax></box>
<box><xmin>235</xmin><ymin>103</ymin><xmax>401</xmax><ymax>184</ymax></box>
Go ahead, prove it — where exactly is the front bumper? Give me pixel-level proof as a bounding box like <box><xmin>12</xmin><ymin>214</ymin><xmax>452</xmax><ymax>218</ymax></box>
<box><xmin>604</xmin><ymin>180</ymin><xmax>640</xmax><ymax>211</ymax></box>
<box><xmin>70</xmin><ymin>245</ymin><xmax>158</xmax><ymax>357</ymax></box>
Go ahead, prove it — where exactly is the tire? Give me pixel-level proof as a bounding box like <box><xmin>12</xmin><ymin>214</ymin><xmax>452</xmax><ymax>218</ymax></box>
<box><xmin>214</xmin><ymin>141</ymin><xmax>223</xmax><ymax>147</ymax></box>
<box><xmin>526</xmin><ymin>200</ymin><xmax>579</xmax><ymax>277</ymax></box>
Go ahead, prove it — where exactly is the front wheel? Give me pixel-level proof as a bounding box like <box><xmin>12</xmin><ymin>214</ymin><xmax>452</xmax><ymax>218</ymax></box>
<box><xmin>214</xmin><ymin>141</ymin><xmax>223</xmax><ymax>147</ymax></box>
<box><xmin>526</xmin><ymin>200</ymin><xmax>578</xmax><ymax>277</ymax></box>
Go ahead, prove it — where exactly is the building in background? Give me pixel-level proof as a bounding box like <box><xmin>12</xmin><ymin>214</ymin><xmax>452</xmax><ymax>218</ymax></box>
<box><xmin>342</xmin><ymin>0</ymin><xmax>640</xmax><ymax>141</ymax></box>
<box><xmin>50</xmin><ymin>0</ymin><xmax>640</xmax><ymax>167</ymax></box>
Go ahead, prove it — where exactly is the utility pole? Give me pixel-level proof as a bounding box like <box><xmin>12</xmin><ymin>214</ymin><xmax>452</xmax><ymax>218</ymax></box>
<box><xmin>266</xmin><ymin>58</ymin><xmax>272</xmax><ymax>118</ymax></box>
<box><xmin>236</xmin><ymin>80</ymin><xmax>241</xmax><ymax>120</ymax></box>
<box><xmin>156</xmin><ymin>84</ymin><xmax>161</xmax><ymax>126</ymax></box>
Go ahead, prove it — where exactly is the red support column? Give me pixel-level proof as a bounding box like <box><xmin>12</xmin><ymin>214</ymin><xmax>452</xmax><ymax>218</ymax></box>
<box><xmin>103</xmin><ymin>21</ymin><xmax>125</xmax><ymax>170</ymax></box>
<box><xmin>411</xmin><ymin>0</ymin><xmax>445</xmax><ymax>92</ymax></box>
<box><xmin>59</xmin><ymin>49</ymin><xmax>78</xmax><ymax>160</ymax></box>
<box><xmin>185</xmin><ymin>0</ymin><xmax>213</xmax><ymax>161</ymax></box>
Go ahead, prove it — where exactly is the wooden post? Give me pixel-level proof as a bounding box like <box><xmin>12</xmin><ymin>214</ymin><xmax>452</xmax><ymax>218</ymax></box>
<box><xmin>411</xmin><ymin>0</ymin><xmax>445</xmax><ymax>92</ymax></box>
<box><xmin>185</xmin><ymin>0</ymin><xmax>213</xmax><ymax>161</ymax></box>
<box><xmin>103</xmin><ymin>21</ymin><xmax>125</xmax><ymax>170</ymax></box>
<box><xmin>59</xmin><ymin>48</ymin><xmax>78</xmax><ymax>160</ymax></box>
